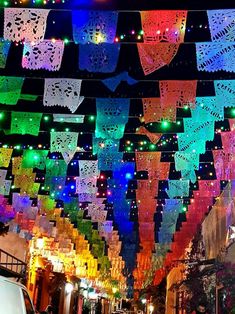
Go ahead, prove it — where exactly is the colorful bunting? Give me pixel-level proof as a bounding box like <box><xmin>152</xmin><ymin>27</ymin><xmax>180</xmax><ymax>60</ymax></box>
<box><xmin>44</xmin><ymin>78</ymin><xmax>84</xmax><ymax>113</ymax></box>
<box><xmin>0</xmin><ymin>180</ymin><xmax>11</xmax><ymax>195</ymax></box>
<box><xmin>22</xmin><ymin>149</ymin><xmax>48</xmax><ymax>169</ymax></box>
<box><xmin>72</xmin><ymin>10</ymin><xmax>118</xmax><ymax>44</ymax></box>
<box><xmin>137</xmin><ymin>43</ymin><xmax>179</xmax><ymax>75</ymax></box>
<box><xmin>159</xmin><ymin>80</ymin><xmax>197</xmax><ymax>109</ymax></box>
<box><xmin>79</xmin><ymin>43</ymin><xmax>120</xmax><ymax>73</ymax></box>
<box><xmin>50</xmin><ymin>131</ymin><xmax>78</xmax><ymax>155</ymax></box>
<box><xmin>0</xmin><ymin>76</ymin><xmax>24</xmax><ymax>105</ymax></box>
<box><xmin>10</xmin><ymin>112</ymin><xmax>42</xmax><ymax>136</ymax></box>
<box><xmin>96</xmin><ymin>98</ymin><xmax>130</xmax><ymax>139</ymax></box>
<box><xmin>45</xmin><ymin>159</ymin><xmax>67</xmax><ymax>177</ymax></box>
<box><xmin>214</xmin><ymin>80</ymin><xmax>235</xmax><ymax>108</ymax></box>
<box><xmin>4</xmin><ymin>8</ymin><xmax>49</xmax><ymax>43</ymax></box>
<box><xmin>140</xmin><ymin>10</ymin><xmax>187</xmax><ymax>43</ymax></box>
<box><xmin>192</xmin><ymin>97</ymin><xmax>224</xmax><ymax>121</ymax></box>
<box><xmin>174</xmin><ymin>151</ymin><xmax>199</xmax><ymax>172</ymax></box>
<box><xmin>0</xmin><ymin>148</ymin><xmax>13</xmax><ymax>167</ymax></box>
<box><xmin>22</xmin><ymin>40</ymin><xmax>64</xmax><ymax>71</ymax></box>
<box><xmin>1</xmin><ymin>4</ymin><xmax>235</xmax><ymax>298</ymax></box>
<box><xmin>79</xmin><ymin>160</ymin><xmax>99</xmax><ymax>178</ymax></box>
<box><xmin>196</xmin><ymin>42</ymin><xmax>235</xmax><ymax>72</ymax></box>
<box><xmin>142</xmin><ymin>97</ymin><xmax>176</xmax><ymax>122</ymax></box>
<box><xmin>0</xmin><ymin>40</ymin><xmax>10</xmax><ymax>68</ymax></box>
<box><xmin>166</xmin><ymin>180</ymin><xmax>189</xmax><ymax>199</ymax></box>
<box><xmin>207</xmin><ymin>9</ymin><xmax>235</xmax><ymax>42</ymax></box>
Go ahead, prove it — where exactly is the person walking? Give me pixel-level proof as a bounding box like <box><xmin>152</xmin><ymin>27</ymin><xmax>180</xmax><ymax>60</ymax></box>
<box><xmin>191</xmin><ymin>302</ymin><xmax>209</xmax><ymax>314</ymax></box>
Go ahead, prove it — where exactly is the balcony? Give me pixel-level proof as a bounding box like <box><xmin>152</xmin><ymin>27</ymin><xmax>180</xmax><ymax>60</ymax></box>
<box><xmin>0</xmin><ymin>248</ymin><xmax>27</xmax><ymax>278</ymax></box>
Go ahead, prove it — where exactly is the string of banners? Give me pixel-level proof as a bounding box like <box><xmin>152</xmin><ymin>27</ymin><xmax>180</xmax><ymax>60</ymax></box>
<box><xmin>0</xmin><ymin>9</ymin><xmax>234</xmax><ymax>73</ymax></box>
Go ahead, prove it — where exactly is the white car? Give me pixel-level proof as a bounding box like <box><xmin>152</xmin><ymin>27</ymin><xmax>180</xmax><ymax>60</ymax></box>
<box><xmin>0</xmin><ymin>275</ymin><xmax>36</xmax><ymax>314</ymax></box>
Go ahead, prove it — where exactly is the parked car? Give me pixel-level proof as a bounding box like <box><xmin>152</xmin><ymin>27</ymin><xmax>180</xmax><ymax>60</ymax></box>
<box><xmin>0</xmin><ymin>275</ymin><xmax>35</xmax><ymax>314</ymax></box>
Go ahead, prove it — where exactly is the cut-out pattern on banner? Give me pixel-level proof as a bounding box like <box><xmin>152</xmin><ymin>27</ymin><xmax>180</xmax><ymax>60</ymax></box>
<box><xmin>79</xmin><ymin>43</ymin><xmax>120</xmax><ymax>73</ymax></box>
<box><xmin>184</xmin><ymin>118</ymin><xmax>215</xmax><ymax>142</ymax></box>
<box><xmin>10</xmin><ymin>112</ymin><xmax>42</xmax><ymax>136</ymax></box>
<box><xmin>14</xmin><ymin>172</ymin><xmax>37</xmax><ymax>195</ymax></box>
<box><xmin>177</xmin><ymin>131</ymin><xmax>204</xmax><ymax>155</ymax></box>
<box><xmin>72</xmin><ymin>10</ymin><xmax>118</xmax><ymax>44</ymax></box>
<box><xmin>158</xmin><ymin>199</ymin><xmax>182</xmax><ymax>244</ymax></box>
<box><xmin>229</xmin><ymin>119</ymin><xmax>235</xmax><ymax>131</ymax></box>
<box><xmin>192</xmin><ymin>97</ymin><xmax>224</xmax><ymax>121</ymax></box>
<box><xmin>136</xmin><ymin>151</ymin><xmax>169</xmax><ymax>180</ymax></box>
<box><xmin>22</xmin><ymin>40</ymin><xmax>64</xmax><ymax>71</ymax></box>
<box><xmin>50</xmin><ymin>131</ymin><xmax>78</xmax><ymax>154</ymax></box>
<box><xmin>137</xmin><ymin>180</ymin><xmax>159</xmax><ymax>199</ymax></box>
<box><xmin>136</xmin><ymin>151</ymin><xmax>161</xmax><ymax>172</ymax></box>
<box><xmin>12</xmin><ymin>156</ymin><xmax>31</xmax><ymax>175</ymax></box>
<box><xmin>0</xmin><ymin>76</ymin><xmax>24</xmax><ymax>105</ymax></box>
<box><xmin>166</xmin><ymin>180</ymin><xmax>189</xmax><ymax>199</ymax></box>
<box><xmin>93</xmin><ymin>137</ymin><xmax>122</xmax><ymax>171</ymax></box>
<box><xmin>207</xmin><ymin>9</ymin><xmax>235</xmax><ymax>42</ymax></box>
<box><xmin>137</xmin><ymin>43</ymin><xmax>179</xmax><ymax>75</ymax></box>
<box><xmin>213</xmin><ymin>150</ymin><xmax>235</xmax><ymax>181</ymax></box>
<box><xmin>76</xmin><ymin>177</ymin><xmax>97</xmax><ymax>194</ymax></box>
<box><xmin>79</xmin><ymin>160</ymin><xmax>99</xmax><ymax>178</ymax></box>
<box><xmin>96</xmin><ymin>98</ymin><xmax>130</xmax><ymax>139</ymax></box>
<box><xmin>196</xmin><ymin>42</ymin><xmax>235</xmax><ymax>72</ymax></box>
<box><xmin>142</xmin><ymin>98</ymin><xmax>176</xmax><ymax>122</ymax></box>
<box><xmin>4</xmin><ymin>8</ymin><xmax>49</xmax><ymax>43</ymax></box>
<box><xmin>22</xmin><ymin>149</ymin><xmax>48</xmax><ymax>170</ymax></box>
<box><xmin>0</xmin><ymin>170</ymin><xmax>7</xmax><ymax>184</ymax></box>
<box><xmin>0</xmin><ymin>40</ymin><xmax>10</xmax><ymax>68</ymax></box>
<box><xmin>198</xmin><ymin>180</ymin><xmax>221</xmax><ymax>198</ymax></box>
<box><xmin>159</xmin><ymin>80</ymin><xmax>197</xmax><ymax>109</ymax></box>
<box><xmin>177</xmin><ymin>117</ymin><xmax>215</xmax><ymax>154</ymax></box>
<box><xmin>181</xmin><ymin>169</ymin><xmax>197</xmax><ymax>183</ymax></box>
<box><xmin>92</xmin><ymin>137</ymin><xmax>120</xmax><ymax>155</ymax></box>
<box><xmin>45</xmin><ymin>159</ymin><xmax>67</xmax><ymax>177</ymax></box>
<box><xmin>140</xmin><ymin>10</ymin><xmax>187</xmax><ymax>43</ymax></box>
<box><xmin>0</xmin><ymin>180</ymin><xmax>11</xmax><ymax>195</ymax></box>
<box><xmin>214</xmin><ymin>80</ymin><xmax>235</xmax><ymax>108</ymax></box>
<box><xmin>87</xmin><ymin>202</ymin><xmax>107</xmax><ymax>223</ymax></box>
<box><xmin>44</xmin><ymin>79</ymin><xmax>84</xmax><ymax>113</ymax></box>
<box><xmin>221</xmin><ymin>130</ymin><xmax>235</xmax><ymax>153</ymax></box>
<box><xmin>98</xmin><ymin>151</ymin><xmax>123</xmax><ymax>171</ymax></box>
<box><xmin>213</xmin><ymin>141</ymin><xmax>235</xmax><ymax>180</ymax></box>
<box><xmin>174</xmin><ymin>151</ymin><xmax>199</xmax><ymax>171</ymax></box>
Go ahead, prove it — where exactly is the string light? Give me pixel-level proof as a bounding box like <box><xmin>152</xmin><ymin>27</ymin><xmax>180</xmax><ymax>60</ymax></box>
<box><xmin>89</xmin><ymin>116</ymin><xmax>95</xmax><ymax>122</ymax></box>
<box><xmin>161</xmin><ymin>121</ymin><xmax>170</xmax><ymax>129</ymax></box>
<box><xmin>231</xmin><ymin>108</ymin><xmax>235</xmax><ymax>117</ymax></box>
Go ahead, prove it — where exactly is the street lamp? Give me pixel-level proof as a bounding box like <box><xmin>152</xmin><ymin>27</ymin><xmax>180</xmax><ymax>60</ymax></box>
<box><xmin>141</xmin><ymin>299</ymin><xmax>147</xmax><ymax>313</ymax></box>
<box><xmin>65</xmin><ymin>282</ymin><xmax>74</xmax><ymax>294</ymax></box>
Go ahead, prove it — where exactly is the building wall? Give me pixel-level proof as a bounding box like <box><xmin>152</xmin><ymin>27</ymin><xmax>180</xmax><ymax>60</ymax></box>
<box><xmin>201</xmin><ymin>182</ymin><xmax>235</xmax><ymax>260</ymax></box>
<box><xmin>0</xmin><ymin>232</ymin><xmax>27</xmax><ymax>261</ymax></box>
<box><xmin>166</xmin><ymin>265</ymin><xmax>185</xmax><ymax>314</ymax></box>
<box><xmin>225</xmin><ymin>242</ymin><xmax>235</xmax><ymax>263</ymax></box>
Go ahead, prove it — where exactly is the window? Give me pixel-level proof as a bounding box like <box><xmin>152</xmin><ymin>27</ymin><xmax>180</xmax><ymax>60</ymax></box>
<box><xmin>22</xmin><ymin>289</ymin><xmax>35</xmax><ymax>314</ymax></box>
